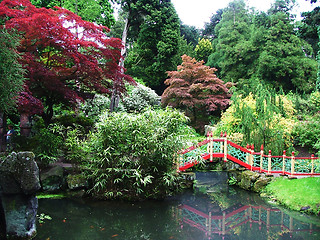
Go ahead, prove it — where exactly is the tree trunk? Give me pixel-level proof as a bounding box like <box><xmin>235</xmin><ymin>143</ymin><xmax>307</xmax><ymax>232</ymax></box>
<box><xmin>20</xmin><ymin>113</ymin><xmax>31</xmax><ymax>137</ymax></box>
<box><xmin>110</xmin><ymin>12</ymin><xmax>130</xmax><ymax>112</ymax></box>
<box><xmin>0</xmin><ymin>112</ymin><xmax>6</xmax><ymax>152</ymax></box>
<box><xmin>42</xmin><ymin>99</ymin><xmax>54</xmax><ymax>127</ymax></box>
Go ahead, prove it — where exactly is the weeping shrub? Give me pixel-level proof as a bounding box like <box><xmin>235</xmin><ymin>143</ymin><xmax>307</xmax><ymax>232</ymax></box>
<box><xmin>84</xmin><ymin>108</ymin><xmax>196</xmax><ymax>200</ymax></box>
<box><xmin>214</xmin><ymin>84</ymin><xmax>296</xmax><ymax>155</ymax></box>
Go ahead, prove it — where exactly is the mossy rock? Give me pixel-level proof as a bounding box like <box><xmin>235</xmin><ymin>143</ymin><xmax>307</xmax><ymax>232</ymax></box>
<box><xmin>66</xmin><ymin>174</ymin><xmax>88</xmax><ymax>190</ymax></box>
<box><xmin>239</xmin><ymin>171</ymin><xmax>260</xmax><ymax>190</ymax></box>
<box><xmin>40</xmin><ymin>165</ymin><xmax>64</xmax><ymax>192</ymax></box>
<box><xmin>253</xmin><ymin>175</ymin><xmax>273</xmax><ymax>192</ymax></box>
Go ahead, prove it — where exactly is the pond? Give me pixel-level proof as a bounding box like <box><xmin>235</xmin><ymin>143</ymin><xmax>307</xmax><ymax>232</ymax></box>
<box><xmin>35</xmin><ymin>172</ymin><xmax>320</xmax><ymax>240</ymax></box>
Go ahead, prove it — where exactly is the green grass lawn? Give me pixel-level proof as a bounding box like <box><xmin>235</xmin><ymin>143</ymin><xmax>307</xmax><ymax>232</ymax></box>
<box><xmin>265</xmin><ymin>177</ymin><xmax>320</xmax><ymax>215</ymax></box>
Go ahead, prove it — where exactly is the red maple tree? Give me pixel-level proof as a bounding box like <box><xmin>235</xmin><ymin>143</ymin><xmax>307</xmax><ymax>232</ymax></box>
<box><xmin>162</xmin><ymin>55</ymin><xmax>232</xmax><ymax>131</ymax></box>
<box><xmin>0</xmin><ymin>0</ymin><xmax>134</xmax><ymax>124</ymax></box>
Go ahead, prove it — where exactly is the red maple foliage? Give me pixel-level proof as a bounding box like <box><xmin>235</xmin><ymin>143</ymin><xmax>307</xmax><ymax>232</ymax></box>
<box><xmin>162</xmin><ymin>55</ymin><xmax>232</xmax><ymax>131</ymax></box>
<box><xmin>0</xmin><ymin>0</ymin><xmax>134</xmax><ymax>123</ymax></box>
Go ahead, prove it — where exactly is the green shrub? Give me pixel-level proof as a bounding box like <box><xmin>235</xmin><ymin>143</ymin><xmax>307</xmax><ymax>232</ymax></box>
<box><xmin>122</xmin><ymin>84</ymin><xmax>160</xmax><ymax>113</ymax></box>
<box><xmin>32</xmin><ymin>128</ymin><xmax>63</xmax><ymax>166</ymax></box>
<box><xmin>79</xmin><ymin>94</ymin><xmax>111</xmax><ymax>121</ymax></box>
<box><xmin>54</xmin><ymin>112</ymin><xmax>94</xmax><ymax>129</ymax></box>
<box><xmin>309</xmin><ymin>91</ymin><xmax>320</xmax><ymax>114</ymax></box>
<box><xmin>84</xmin><ymin>108</ymin><xmax>195</xmax><ymax>200</ymax></box>
<box><xmin>292</xmin><ymin>114</ymin><xmax>320</xmax><ymax>153</ymax></box>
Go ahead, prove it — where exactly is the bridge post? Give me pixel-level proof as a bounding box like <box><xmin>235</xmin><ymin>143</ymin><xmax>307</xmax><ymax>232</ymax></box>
<box><xmin>223</xmin><ymin>132</ymin><xmax>227</xmax><ymax>162</ymax></box>
<box><xmin>267</xmin><ymin>150</ymin><xmax>272</xmax><ymax>175</ymax></box>
<box><xmin>209</xmin><ymin>132</ymin><xmax>213</xmax><ymax>162</ymax></box>
<box><xmin>282</xmin><ymin>150</ymin><xmax>286</xmax><ymax>175</ymax></box>
<box><xmin>258</xmin><ymin>206</ymin><xmax>262</xmax><ymax>230</ymax></box>
<box><xmin>267</xmin><ymin>208</ymin><xmax>270</xmax><ymax>232</ymax></box>
<box><xmin>222</xmin><ymin>211</ymin><xmax>226</xmax><ymax>235</ymax></box>
<box><xmin>290</xmin><ymin>152</ymin><xmax>296</xmax><ymax>178</ymax></box>
<box><xmin>311</xmin><ymin>154</ymin><xmax>315</xmax><ymax>176</ymax></box>
<box><xmin>219</xmin><ymin>132</ymin><xmax>224</xmax><ymax>159</ymax></box>
<box><xmin>260</xmin><ymin>145</ymin><xmax>264</xmax><ymax>173</ymax></box>
<box><xmin>248</xmin><ymin>145</ymin><xmax>254</xmax><ymax>171</ymax></box>
<box><xmin>208</xmin><ymin>212</ymin><xmax>212</xmax><ymax>236</ymax></box>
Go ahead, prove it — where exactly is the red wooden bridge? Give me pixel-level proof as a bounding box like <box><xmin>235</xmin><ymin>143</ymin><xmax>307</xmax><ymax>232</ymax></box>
<box><xmin>178</xmin><ymin>133</ymin><xmax>320</xmax><ymax>177</ymax></box>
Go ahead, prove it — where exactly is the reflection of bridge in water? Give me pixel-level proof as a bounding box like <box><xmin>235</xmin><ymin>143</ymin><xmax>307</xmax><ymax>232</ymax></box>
<box><xmin>178</xmin><ymin>204</ymin><xmax>319</xmax><ymax>239</ymax></box>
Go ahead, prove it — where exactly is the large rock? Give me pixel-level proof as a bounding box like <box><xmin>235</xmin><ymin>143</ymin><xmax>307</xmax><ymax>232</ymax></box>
<box><xmin>40</xmin><ymin>165</ymin><xmax>64</xmax><ymax>192</ymax></box>
<box><xmin>0</xmin><ymin>152</ymin><xmax>41</xmax><ymax>195</ymax></box>
<box><xmin>0</xmin><ymin>152</ymin><xmax>40</xmax><ymax>239</ymax></box>
<box><xmin>1</xmin><ymin>195</ymin><xmax>38</xmax><ymax>240</ymax></box>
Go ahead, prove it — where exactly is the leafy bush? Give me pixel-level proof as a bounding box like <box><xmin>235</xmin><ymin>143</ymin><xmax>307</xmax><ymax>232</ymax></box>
<box><xmin>286</xmin><ymin>92</ymin><xmax>311</xmax><ymax>119</ymax></box>
<box><xmin>84</xmin><ymin>108</ymin><xmax>195</xmax><ymax>200</ymax></box>
<box><xmin>54</xmin><ymin>113</ymin><xmax>94</xmax><ymax>128</ymax></box>
<box><xmin>309</xmin><ymin>91</ymin><xmax>320</xmax><ymax>114</ymax></box>
<box><xmin>122</xmin><ymin>84</ymin><xmax>160</xmax><ymax>113</ymax></box>
<box><xmin>32</xmin><ymin>128</ymin><xmax>63</xmax><ymax>166</ymax></box>
<box><xmin>292</xmin><ymin>114</ymin><xmax>320</xmax><ymax>153</ymax></box>
<box><xmin>79</xmin><ymin>94</ymin><xmax>111</xmax><ymax>121</ymax></box>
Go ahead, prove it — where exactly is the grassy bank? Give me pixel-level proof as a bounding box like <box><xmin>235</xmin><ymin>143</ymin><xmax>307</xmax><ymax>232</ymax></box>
<box><xmin>265</xmin><ymin>177</ymin><xmax>320</xmax><ymax>215</ymax></box>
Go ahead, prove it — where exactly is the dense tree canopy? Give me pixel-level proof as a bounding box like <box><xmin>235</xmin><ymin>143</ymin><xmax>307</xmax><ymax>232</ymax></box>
<box><xmin>31</xmin><ymin>0</ymin><xmax>115</xmax><ymax>27</ymax></box>
<box><xmin>207</xmin><ymin>0</ymin><xmax>317</xmax><ymax>93</ymax></box>
<box><xmin>0</xmin><ymin>0</ymin><xmax>134</xmax><ymax>124</ymax></box>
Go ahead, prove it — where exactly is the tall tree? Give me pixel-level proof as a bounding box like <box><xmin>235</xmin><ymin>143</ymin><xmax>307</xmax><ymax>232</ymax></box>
<box><xmin>209</xmin><ymin>0</ymin><xmax>252</xmax><ymax>82</ymax></box>
<box><xmin>202</xmin><ymin>8</ymin><xmax>224</xmax><ymax>40</ymax></box>
<box><xmin>124</xmin><ymin>0</ymin><xmax>180</xmax><ymax>93</ymax></box>
<box><xmin>162</xmin><ymin>55</ymin><xmax>232</xmax><ymax>131</ymax></box>
<box><xmin>180</xmin><ymin>24</ymin><xmax>200</xmax><ymax>47</ymax></box>
<box><xmin>255</xmin><ymin>10</ymin><xmax>317</xmax><ymax>92</ymax></box>
<box><xmin>299</xmin><ymin>7</ymin><xmax>320</xmax><ymax>57</ymax></box>
<box><xmin>0</xmin><ymin>28</ymin><xmax>25</xmax><ymax>149</ymax></box>
<box><xmin>0</xmin><ymin>29</ymin><xmax>24</xmax><ymax>114</ymax></box>
<box><xmin>0</xmin><ymin>0</ymin><xmax>134</xmax><ymax>125</ymax></box>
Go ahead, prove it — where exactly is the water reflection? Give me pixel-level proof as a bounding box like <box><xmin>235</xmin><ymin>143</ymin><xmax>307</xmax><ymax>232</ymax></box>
<box><xmin>35</xmin><ymin>172</ymin><xmax>320</xmax><ymax>240</ymax></box>
<box><xmin>179</xmin><ymin>204</ymin><xmax>319</xmax><ymax>239</ymax></box>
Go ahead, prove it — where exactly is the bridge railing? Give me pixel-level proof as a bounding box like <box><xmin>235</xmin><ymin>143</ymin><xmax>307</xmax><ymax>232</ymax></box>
<box><xmin>178</xmin><ymin>132</ymin><xmax>320</xmax><ymax>177</ymax></box>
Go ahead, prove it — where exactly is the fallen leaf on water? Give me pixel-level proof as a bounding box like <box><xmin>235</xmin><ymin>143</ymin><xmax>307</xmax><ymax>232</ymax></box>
<box><xmin>112</xmin><ymin>234</ymin><xmax>118</xmax><ymax>237</ymax></box>
<box><xmin>100</xmin><ymin>228</ymin><xmax>105</xmax><ymax>231</ymax></box>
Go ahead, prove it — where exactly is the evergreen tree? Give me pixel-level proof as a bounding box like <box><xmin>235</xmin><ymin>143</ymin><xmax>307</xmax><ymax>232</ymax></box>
<box><xmin>124</xmin><ymin>0</ymin><xmax>180</xmax><ymax>92</ymax></box>
<box><xmin>208</xmin><ymin>0</ymin><xmax>252</xmax><ymax>82</ymax></box>
<box><xmin>255</xmin><ymin>11</ymin><xmax>317</xmax><ymax>92</ymax></box>
<box><xmin>0</xmin><ymin>29</ymin><xmax>24</xmax><ymax>113</ymax></box>
<box><xmin>180</xmin><ymin>24</ymin><xmax>200</xmax><ymax>47</ymax></box>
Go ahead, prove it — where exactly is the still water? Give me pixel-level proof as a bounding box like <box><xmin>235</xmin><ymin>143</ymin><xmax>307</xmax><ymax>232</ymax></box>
<box><xmin>35</xmin><ymin>172</ymin><xmax>320</xmax><ymax>240</ymax></box>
